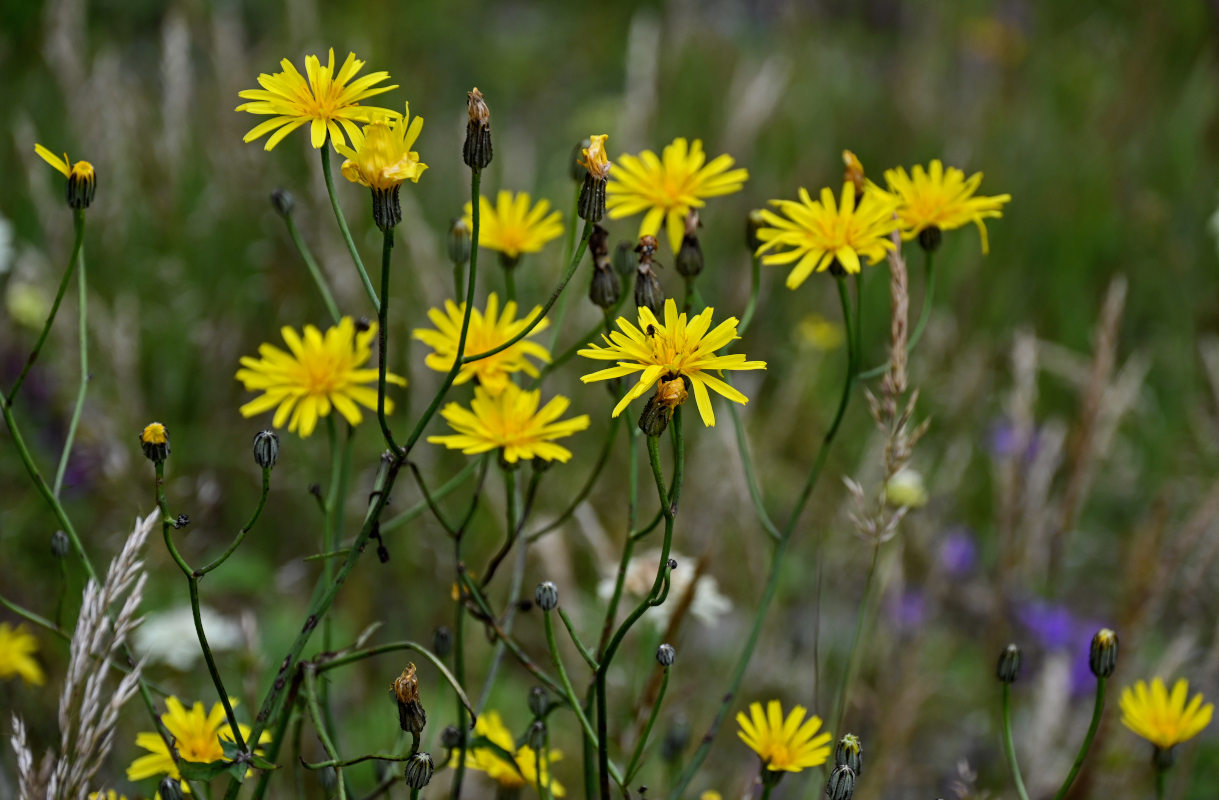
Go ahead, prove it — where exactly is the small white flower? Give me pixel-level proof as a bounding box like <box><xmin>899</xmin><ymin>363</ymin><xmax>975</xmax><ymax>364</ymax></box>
<box><xmin>134</xmin><ymin>605</ymin><xmax>243</xmax><ymax>670</ymax></box>
<box><xmin>597</xmin><ymin>549</ymin><xmax>731</xmax><ymax>629</ymax></box>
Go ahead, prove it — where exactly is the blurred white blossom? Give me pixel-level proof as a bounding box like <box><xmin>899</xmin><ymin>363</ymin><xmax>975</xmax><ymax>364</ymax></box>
<box><xmin>598</xmin><ymin>549</ymin><xmax>731</xmax><ymax>629</ymax></box>
<box><xmin>134</xmin><ymin>605</ymin><xmax>242</xmax><ymax>669</ymax></box>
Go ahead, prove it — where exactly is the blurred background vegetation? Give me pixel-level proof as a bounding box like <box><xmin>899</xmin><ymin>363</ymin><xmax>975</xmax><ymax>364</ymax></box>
<box><xmin>2</xmin><ymin>0</ymin><xmax>1219</xmax><ymax>798</ymax></box>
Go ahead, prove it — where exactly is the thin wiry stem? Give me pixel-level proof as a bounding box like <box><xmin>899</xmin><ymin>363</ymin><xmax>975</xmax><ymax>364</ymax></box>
<box><xmin>281</xmin><ymin>207</ymin><xmax>342</xmax><ymax>324</ymax></box>
<box><xmin>1002</xmin><ymin>684</ymin><xmax>1032</xmax><ymax>800</ymax></box>
<box><xmin>53</xmin><ymin>215</ymin><xmax>88</xmax><ymax>497</ymax></box>
<box><xmin>1052</xmin><ymin>677</ymin><xmax>1106</xmax><ymax>800</ymax></box>
<box><xmin>320</xmin><ymin>141</ymin><xmax>379</xmax><ymax>312</ymax></box>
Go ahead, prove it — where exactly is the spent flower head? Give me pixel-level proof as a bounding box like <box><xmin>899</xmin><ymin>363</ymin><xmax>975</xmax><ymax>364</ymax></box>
<box><xmin>127</xmin><ymin>696</ymin><xmax>269</xmax><ymax>787</ymax></box>
<box><xmin>235</xmin><ymin>317</ymin><xmax>405</xmax><ymax>438</ymax></box>
<box><xmin>882</xmin><ymin>159</ymin><xmax>1011</xmax><ymax>253</ymax></box>
<box><xmin>736</xmin><ymin>700</ymin><xmax>832</xmax><ymax>773</ymax></box>
<box><xmin>236</xmin><ymin>48</ymin><xmax>398</xmax><ymax>150</ymax></box>
<box><xmin>607</xmin><ymin>137</ymin><xmax>749</xmax><ymax>252</ymax></box>
<box><xmin>755</xmin><ymin>183</ymin><xmax>899</xmax><ymax>289</ymax></box>
<box><xmin>428</xmin><ymin>383</ymin><xmax>589</xmax><ymax>464</ymax></box>
<box><xmin>0</xmin><ymin>622</ymin><xmax>44</xmax><ymax>686</ymax></box>
<box><xmin>1119</xmin><ymin>677</ymin><xmax>1213</xmax><ymax>750</ymax></box>
<box><xmin>578</xmin><ymin>298</ymin><xmax>766</xmax><ymax>427</ymax></box>
<box><xmin>463</xmin><ymin>190</ymin><xmax>564</xmax><ymax>262</ymax></box>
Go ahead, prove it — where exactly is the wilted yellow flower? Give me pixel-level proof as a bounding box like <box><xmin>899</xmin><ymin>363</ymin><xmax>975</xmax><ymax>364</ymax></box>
<box><xmin>412</xmin><ymin>294</ymin><xmax>549</xmax><ymax>394</ymax></box>
<box><xmin>236</xmin><ymin>49</ymin><xmax>398</xmax><ymax>150</ymax></box>
<box><xmin>607</xmin><ymin>138</ymin><xmax>748</xmax><ymax>252</ymax></box>
<box><xmin>429</xmin><ymin>383</ymin><xmax>589</xmax><ymax>464</ymax></box>
<box><xmin>736</xmin><ymin>700</ymin><xmax>832</xmax><ymax>773</ymax></box>
<box><xmin>578</xmin><ymin>298</ymin><xmax>765</xmax><ymax>428</ymax></box>
<box><xmin>336</xmin><ymin>104</ymin><xmax>427</xmax><ymax>190</ymax></box>
<box><xmin>755</xmin><ymin>183</ymin><xmax>899</xmax><ymax>289</ymax></box>
<box><xmin>1120</xmin><ymin>677</ymin><xmax>1213</xmax><ymax>750</ymax></box>
<box><xmin>883</xmin><ymin>160</ymin><xmax>1011</xmax><ymax>252</ymax></box>
<box><xmin>458</xmin><ymin>710</ymin><xmax>565</xmax><ymax>796</ymax></box>
<box><xmin>462</xmin><ymin>191</ymin><xmax>564</xmax><ymax>261</ymax></box>
<box><xmin>236</xmin><ymin>317</ymin><xmax>405</xmax><ymax>438</ymax></box>
<box><xmin>0</xmin><ymin>623</ymin><xmax>45</xmax><ymax>686</ymax></box>
<box><xmin>578</xmin><ymin>134</ymin><xmax>611</xmax><ymax>180</ymax></box>
<box><xmin>127</xmin><ymin>696</ymin><xmax>268</xmax><ymax>788</ymax></box>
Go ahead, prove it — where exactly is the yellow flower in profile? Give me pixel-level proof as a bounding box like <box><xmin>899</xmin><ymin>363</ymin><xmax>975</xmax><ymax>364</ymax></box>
<box><xmin>429</xmin><ymin>383</ymin><xmax>589</xmax><ymax>464</ymax></box>
<box><xmin>736</xmin><ymin>700</ymin><xmax>832</xmax><ymax>773</ymax></box>
<box><xmin>236</xmin><ymin>317</ymin><xmax>406</xmax><ymax>438</ymax></box>
<box><xmin>236</xmin><ymin>49</ymin><xmax>398</xmax><ymax>150</ymax></box>
<box><xmin>0</xmin><ymin>623</ymin><xmax>45</xmax><ymax>686</ymax></box>
<box><xmin>335</xmin><ymin>104</ymin><xmax>427</xmax><ymax>190</ymax></box>
<box><xmin>755</xmin><ymin>183</ymin><xmax>899</xmax><ymax>289</ymax></box>
<box><xmin>35</xmin><ymin>143</ymin><xmax>96</xmax><ymax>208</ymax></box>
<box><xmin>462</xmin><ymin>191</ymin><xmax>564</xmax><ymax>261</ymax></box>
<box><xmin>458</xmin><ymin>710</ymin><xmax>565</xmax><ymax>796</ymax></box>
<box><xmin>883</xmin><ymin>160</ymin><xmax>1011</xmax><ymax>253</ymax></box>
<box><xmin>412</xmin><ymin>293</ymin><xmax>550</xmax><ymax>394</ymax></box>
<box><xmin>607</xmin><ymin>138</ymin><xmax>749</xmax><ymax>252</ymax></box>
<box><xmin>578</xmin><ymin>298</ymin><xmax>766</xmax><ymax>428</ymax></box>
<box><xmin>127</xmin><ymin>696</ymin><xmax>269</xmax><ymax>788</ymax></box>
<box><xmin>1119</xmin><ymin>677</ymin><xmax>1213</xmax><ymax>750</ymax></box>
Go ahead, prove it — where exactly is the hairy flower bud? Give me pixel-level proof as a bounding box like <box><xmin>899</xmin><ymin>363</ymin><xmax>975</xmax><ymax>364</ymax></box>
<box><xmin>997</xmin><ymin>643</ymin><xmax>1022</xmax><ymax>683</ymax></box>
<box><xmin>535</xmin><ymin>581</ymin><xmax>558</xmax><ymax>611</ymax></box>
<box><xmin>529</xmin><ymin>686</ymin><xmax>553</xmax><ymax>718</ymax></box>
<box><xmin>675</xmin><ymin>211</ymin><xmax>703</xmax><ymax>277</ymax></box>
<box><xmin>656</xmin><ymin>643</ymin><xmax>676</xmax><ymax>666</ymax></box>
<box><xmin>404</xmin><ymin>752</ymin><xmax>434</xmax><ymax>789</ymax></box>
<box><xmin>1089</xmin><ymin>628</ymin><xmax>1118</xmax><ymax>679</ymax></box>
<box><xmin>252</xmin><ymin>429</ymin><xmax>279</xmax><ymax>470</ymax></box>
<box><xmin>50</xmin><ymin>530</ymin><xmax>70</xmax><ymax>558</ymax></box>
<box><xmin>825</xmin><ymin>765</ymin><xmax>856</xmax><ymax>800</ymax></box>
<box><xmin>834</xmin><ymin>733</ymin><xmax>863</xmax><ymax>777</ymax></box>
<box><xmin>432</xmin><ymin>625</ymin><xmax>453</xmax><ymax>659</ymax></box>
<box><xmin>441</xmin><ymin>725</ymin><xmax>462</xmax><ymax>749</ymax></box>
<box><xmin>528</xmin><ymin>720</ymin><xmax>547</xmax><ymax>750</ymax></box>
<box><xmin>158</xmin><ymin>778</ymin><xmax>186</xmax><ymax>800</ymax></box>
<box><xmin>463</xmin><ymin>88</ymin><xmax>493</xmax><ymax>170</ymax></box>
<box><xmin>448</xmin><ymin>217</ymin><xmax>472</xmax><ymax>265</ymax></box>
<box><xmin>270</xmin><ymin>188</ymin><xmax>295</xmax><ymax>217</ymax></box>
<box><xmin>613</xmin><ymin>240</ymin><xmax>635</xmax><ymax>277</ymax></box>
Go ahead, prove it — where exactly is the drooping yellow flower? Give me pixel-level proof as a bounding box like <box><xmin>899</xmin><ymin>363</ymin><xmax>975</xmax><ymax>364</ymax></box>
<box><xmin>462</xmin><ymin>191</ymin><xmax>564</xmax><ymax>261</ymax></box>
<box><xmin>736</xmin><ymin>700</ymin><xmax>832</xmax><ymax>773</ymax></box>
<box><xmin>754</xmin><ymin>183</ymin><xmax>899</xmax><ymax>289</ymax></box>
<box><xmin>458</xmin><ymin>710</ymin><xmax>565</xmax><ymax>796</ymax></box>
<box><xmin>578</xmin><ymin>298</ymin><xmax>766</xmax><ymax>428</ymax></box>
<box><xmin>412</xmin><ymin>293</ymin><xmax>549</xmax><ymax>395</ymax></box>
<box><xmin>607</xmin><ymin>138</ymin><xmax>749</xmax><ymax>252</ymax></box>
<box><xmin>127</xmin><ymin>697</ymin><xmax>269</xmax><ymax>789</ymax></box>
<box><xmin>236</xmin><ymin>317</ymin><xmax>405</xmax><ymax>438</ymax></box>
<box><xmin>335</xmin><ymin>103</ymin><xmax>427</xmax><ymax>190</ymax></box>
<box><xmin>883</xmin><ymin>159</ymin><xmax>1011</xmax><ymax>253</ymax></box>
<box><xmin>429</xmin><ymin>383</ymin><xmax>589</xmax><ymax>464</ymax></box>
<box><xmin>35</xmin><ymin>143</ymin><xmax>96</xmax><ymax>209</ymax></box>
<box><xmin>236</xmin><ymin>49</ymin><xmax>398</xmax><ymax>150</ymax></box>
<box><xmin>1119</xmin><ymin>677</ymin><xmax>1213</xmax><ymax>750</ymax></box>
<box><xmin>0</xmin><ymin>623</ymin><xmax>45</xmax><ymax>686</ymax></box>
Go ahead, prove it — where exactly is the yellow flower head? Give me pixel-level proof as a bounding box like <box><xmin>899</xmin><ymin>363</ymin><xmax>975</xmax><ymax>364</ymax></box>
<box><xmin>608</xmin><ymin>137</ymin><xmax>749</xmax><ymax>252</ymax></box>
<box><xmin>140</xmin><ymin>422</ymin><xmax>168</xmax><ymax>445</ymax></box>
<box><xmin>755</xmin><ymin>183</ymin><xmax>899</xmax><ymax>289</ymax></box>
<box><xmin>236</xmin><ymin>48</ymin><xmax>399</xmax><ymax>150</ymax></box>
<box><xmin>1120</xmin><ymin>677</ymin><xmax>1213</xmax><ymax>750</ymax></box>
<box><xmin>883</xmin><ymin>160</ymin><xmax>1011</xmax><ymax>253</ymax></box>
<box><xmin>0</xmin><ymin>623</ymin><xmax>45</xmax><ymax>686</ymax></box>
<box><xmin>235</xmin><ymin>317</ymin><xmax>406</xmax><ymax>438</ymax></box>
<box><xmin>578</xmin><ymin>298</ymin><xmax>766</xmax><ymax>428</ymax></box>
<box><xmin>429</xmin><ymin>382</ymin><xmax>590</xmax><ymax>464</ymax></box>
<box><xmin>335</xmin><ymin>104</ymin><xmax>427</xmax><ymax>190</ymax></box>
<box><xmin>35</xmin><ymin>143</ymin><xmax>96</xmax><ymax>208</ymax></box>
<box><xmin>458</xmin><ymin>710</ymin><xmax>565</xmax><ymax>796</ymax></box>
<box><xmin>412</xmin><ymin>293</ymin><xmax>550</xmax><ymax>395</ymax></box>
<box><xmin>579</xmin><ymin>134</ymin><xmax>612</xmax><ymax>181</ymax></box>
<box><xmin>736</xmin><ymin>700</ymin><xmax>832</xmax><ymax>773</ymax></box>
<box><xmin>462</xmin><ymin>191</ymin><xmax>564</xmax><ymax>261</ymax></box>
<box><xmin>797</xmin><ymin>313</ymin><xmax>845</xmax><ymax>351</ymax></box>
<box><xmin>127</xmin><ymin>696</ymin><xmax>269</xmax><ymax>788</ymax></box>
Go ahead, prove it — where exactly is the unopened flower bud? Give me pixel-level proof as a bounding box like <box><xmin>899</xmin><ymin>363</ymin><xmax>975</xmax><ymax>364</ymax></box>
<box><xmin>528</xmin><ymin>720</ymin><xmax>547</xmax><ymax>750</ymax></box>
<box><xmin>432</xmin><ymin>625</ymin><xmax>453</xmax><ymax>658</ymax></box>
<box><xmin>535</xmin><ymin>581</ymin><xmax>558</xmax><ymax>611</ymax></box>
<box><xmin>825</xmin><ymin>765</ymin><xmax>856</xmax><ymax>800</ymax></box>
<box><xmin>140</xmin><ymin>422</ymin><xmax>170</xmax><ymax>464</ymax></box>
<box><xmin>638</xmin><ymin>392</ymin><xmax>670</xmax><ymax>438</ymax></box>
<box><xmin>918</xmin><ymin>225</ymin><xmax>942</xmax><ymax>253</ymax></box>
<box><xmin>441</xmin><ymin>724</ymin><xmax>462</xmax><ymax>749</ymax></box>
<box><xmin>613</xmin><ymin>240</ymin><xmax>635</xmax><ymax>277</ymax></box>
<box><xmin>448</xmin><ymin>217</ymin><xmax>472</xmax><ymax>264</ymax></box>
<box><xmin>405</xmin><ymin>752</ymin><xmax>434</xmax><ymax>789</ymax></box>
<box><xmin>463</xmin><ymin>88</ymin><xmax>493</xmax><ymax>170</ymax></box>
<box><xmin>656</xmin><ymin>643</ymin><xmax>676</xmax><ymax>666</ymax></box>
<box><xmin>1089</xmin><ymin>628</ymin><xmax>1118</xmax><ymax>678</ymax></box>
<box><xmin>590</xmin><ymin>262</ymin><xmax>621</xmax><ymax>310</ymax></box>
<box><xmin>391</xmin><ymin>663</ymin><xmax>427</xmax><ymax>736</ymax></box>
<box><xmin>834</xmin><ymin>734</ymin><xmax>863</xmax><ymax>777</ymax></box>
<box><xmin>270</xmin><ymin>188</ymin><xmax>295</xmax><ymax>217</ymax></box>
<box><xmin>158</xmin><ymin>777</ymin><xmax>186</xmax><ymax>800</ymax></box>
<box><xmin>634</xmin><ymin>266</ymin><xmax>664</xmax><ymax>315</ymax></box>
<box><xmin>529</xmin><ymin>686</ymin><xmax>552</xmax><ymax>718</ymax></box>
<box><xmin>51</xmin><ymin>530</ymin><xmax>69</xmax><ymax>558</ymax></box>
<box><xmin>675</xmin><ymin>211</ymin><xmax>703</xmax><ymax>277</ymax></box>
<box><xmin>746</xmin><ymin>209</ymin><xmax>766</xmax><ymax>253</ymax></box>
<box><xmin>253</xmin><ymin>429</ymin><xmax>279</xmax><ymax>470</ymax></box>
<box><xmin>996</xmin><ymin>643</ymin><xmax>1022</xmax><ymax>683</ymax></box>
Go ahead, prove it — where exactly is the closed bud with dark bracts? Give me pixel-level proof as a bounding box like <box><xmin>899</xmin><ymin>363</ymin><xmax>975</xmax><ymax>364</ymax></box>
<box><xmin>997</xmin><ymin>643</ymin><xmax>1022</xmax><ymax>683</ymax></box>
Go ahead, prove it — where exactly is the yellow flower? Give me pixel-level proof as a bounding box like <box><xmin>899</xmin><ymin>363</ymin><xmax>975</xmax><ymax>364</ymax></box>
<box><xmin>236</xmin><ymin>48</ymin><xmax>398</xmax><ymax>150</ymax></box>
<box><xmin>462</xmin><ymin>191</ymin><xmax>564</xmax><ymax>261</ymax></box>
<box><xmin>883</xmin><ymin>160</ymin><xmax>1011</xmax><ymax>253</ymax></box>
<box><xmin>607</xmin><ymin>138</ymin><xmax>749</xmax><ymax>252</ymax></box>
<box><xmin>0</xmin><ymin>623</ymin><xmax>45</xmax><ymax>686</ymax></box>
<box><xmin>736</xmin><ymin>700</ymin><xmax>832</xmax><ymax>773</ymax></box>
<box><xmin>236</xmin><ymin>317</ymin><xmax>406</xmax><ymax>438</ymax></box>
<box><xmin>35</xmin><ymin>143</ymin><xmax>96</xmax><ymax>209</ymax></box>
<box><xmin>335</xmin><ymin>103</ymin><xmax>427</xmax><ymax>190</ymax></box>
<box><xmin>429</xmin><ymin>383</ymin><xmax>589</xmax><ymax>464</ymax></box>
<box><xmin>579</xmin><ymin>134</ymin><xmax>612</xmax><ymax>180</ymax></box>
<box><xmin>700</xmin><ymin>793</ymin><xmax>723</xmax><ymax>800</ymax></box>
<box><xmin>754</xmin><ymin>183</ymin><xmax>899</xmax><ymax>289</ymax></box>
<box><xmin>127</xmin><ymin>697</ymin><xmax>269</xmax><ymax>789</ymax></box>
<box><xmin>412</xmin><ymin>293</ymin><xmax>550</xmax><ymax>394</ymax></box>
<box><xmin>1120</xmin><ymin>677</ymin><xmax>1213</xmax><ymax>750</ymax></box>
<box><xmin>578</xmin><ymin>298</ymin><xmax>765</xmax><ymax>428</ymax></box>
<box><xmin>797</xmin><ymin>313</ymin><xmax>845</xmax><ymax>351</ymax></box>
<box><xmin>459</xmin><ymin>710</ymin><xmax>565</xmax><ymax>796</ymax></box>
<box><xmin>141</xmin><ymin>422</ymin><xmax>168</xmax><ymax>445</ymax></box>
<box><xmin>89</xmin><ymin>792</ymin><xmax>127</xmax><ymax>800</ymax></box>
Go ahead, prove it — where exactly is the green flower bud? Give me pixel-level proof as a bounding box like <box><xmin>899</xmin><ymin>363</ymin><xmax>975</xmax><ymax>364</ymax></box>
<box><xmin>535</xmin><ymin>581</ymin><xmax>558</xmax><ymax>611</ymax></box>
<box><xmin>404</xmin><ymin>752</ymin><xmax>434</xmax><ymax>789</ymax></box>
<box><xmin>996</xmin><ymin>643</ymin><xmax>1022</xmax><ymax>684</ymax></box>
<box><xmin>656</xmin><ymin>643</ymin><xmax>676</xmax><ymax>666</ymax></box>
<box><xmin>825</xmin><ymin>765</ymin><xmax>856</xmax><ymax>800</ymax></box>
<box><xmin>252</xmin><ymin>429</ymin><xmax>279</xmax><ymax>470</ymax></box>
<box><xmin>1089</xmin><ymin>628</ymin><xmax>1118</xmax><ymax>678</ymax></box>
<box><xmin>834</xmin><ymin>733</ymin><xmax>863</xmax><ymax>777</ymax></box>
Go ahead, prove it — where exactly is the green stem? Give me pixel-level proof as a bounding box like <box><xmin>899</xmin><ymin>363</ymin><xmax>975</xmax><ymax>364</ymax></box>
<box><xmin>282</xmin><ymin>211</ymin><xmax>342</xmax><ymax>324</ymax></box>
<box><xmin>557</xmin><ymin>608</ymin><xmax>599</xmax><ymax>670</ymax></box>
<box><xmin>380</xmin><ymin>458</ymin><xmax>480</xmax><ymax>534</ymax></box>
<box><xmin>304</xmin><ymin>667</ymin><xmax>347</xmax><ymax>800</ymax></box>
<box><xmin>1051</xmin><ymin>677</ymin><xmax>1106</xmax><ymax>800</ymax></box>
<box><xmin>539</xmin><ymin>286</ymin><xmax>629</xmax><ymax>382</ymax></box>
<box><xmin>1156</xmin><ymin>763</ymin><xmax>1167</xmax><ymax>800</ymax></box>
<box><xmin>760</xmin><ymin>783</ymin><xmax>774</xmax><ymax>800</ymax></box>
<box><xmin>738</xmin><ymin>254</ymin><xmax>762</xmax><ymax>336</ymax></box>
<box><xmin>53</xmin><ymin>222</ymin><xmax>88</xmax><ymax>497</ymax></box>
<box><xmin>8</xmin><ymin>209</ymin><xmax>85</xmax><ymax>403</ymax></box>
<box><xmin>195</xmin><ymin>468</ymin><xmax>271</xmax><ymax>576</ymax></box>
<box><xmin>1002</xmin><ymin>683</ymin><xmax>1032</xmax><ymax>800</ymax></box>
<box><xmin>453</xmin><ymin>259</ymin><xmax>466</xmax><ymax>300</ymax></box>
<box><xmin>458</xmin><ymin>571</ymin><xmax>563</xmax><ymax>695</ymax></box>
<box><xmin>858</xmin><ymin>250</ymin><xmax>935</xmax><ymax>380</ymax></box>
<box><xmin>544</xmin><ymin>611</ymin><xmax>609</xmax><ymax>756</ymax></box>
<box><xmin>504</xmin><ymin>264</ymin><xmax>516</xmax><ymax>305</ymax></box>
<box><xmin>527</xmin><ymin>415</ymin><xmax>621</xmax><ymax>542</ymax></box>
<box><xmin>250</xmin><ymin>674</ymin><xmax>302</xmax><ymax>800</ymax></box>
<box><xmin>320</xmin><ymin>141</ymin><xmax>379</xmax><ymax>312</ymax></box>
<box><xmin>452</xmin><ymin>546</ymin><xmax>469</xmax><ymax>800</ymax></box>
<box><xmin>624</xmin><ymin>667</ymin><xmax>669</xmax><ymax>783</ymax></box>
<box><xmin>597</xmin><ymin>423</ymin><xmax>640</xmax><ymax>655</ymax></box>
<box><xmin>377</xmin><ymin>227</ymin><xmax>402</xmax><ymax>453</ymax></box>
<box><xmin>546</xmin><ymin>182</ymin><xmax>584</xmax><ymax>353</ymax></box>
